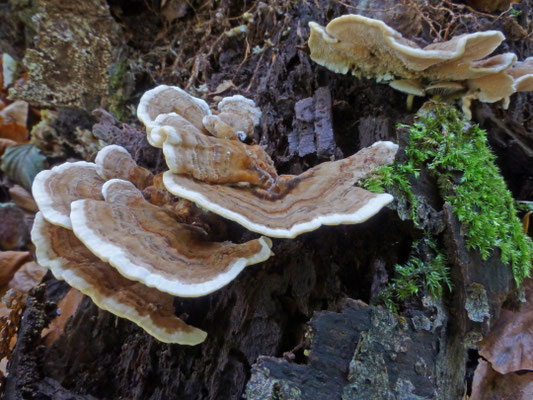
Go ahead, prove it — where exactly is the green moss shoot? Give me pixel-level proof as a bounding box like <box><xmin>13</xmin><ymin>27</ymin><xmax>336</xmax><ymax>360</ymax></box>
<box><xmin>362</xmin><ymin>104</ymin><xmax>533</xmax><ymax>286</ymax></box>
<box><xmin>379</xmin><ymin>239</ymin><xmax>452</xmax><ymax>313</ymax></box>
<box><xmin>108</xmin><ymin>60</ymin><xmax>129</xmax><ymax>121</ymax></box>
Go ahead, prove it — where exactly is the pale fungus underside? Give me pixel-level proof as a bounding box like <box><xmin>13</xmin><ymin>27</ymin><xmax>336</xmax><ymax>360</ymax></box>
<box><xmin>308</xmin><ymin>14</ymin><xmax>533</xmax><ymax>118</ymax></box>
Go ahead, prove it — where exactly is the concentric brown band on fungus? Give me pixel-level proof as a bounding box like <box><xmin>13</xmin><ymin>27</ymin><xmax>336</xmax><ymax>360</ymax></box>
<box><xmin>32</xmin><ymin>213</ymin><xmax>207</xmax><ymax>345</ymax></box>
<box><xmin>32</xmin><ymin>161</ymin><xmax>105</xmax><ymax>229</ymax></box>
<box><xmin>31</xmin><ymin>144</ymin><xmax>274</xmax><ymax>344</ymax></box>
<box><xmin>156</xmin><ymin>112</ymin><xmax>278</xmax><ymax>188</ymax></box>
<box><xmin>95</xmin><ymin>144</ymin><xmax>154</xmax><ymax>190</ymax></box>
<box><xmin>162</xmin><ymin>141</ymin><xmax>398</xmax><ymax>238</ymax></box>
<box><xmin>69</xmin><ymin>179</ymin><xmax>273</xmax><ymax>297</ymax></box>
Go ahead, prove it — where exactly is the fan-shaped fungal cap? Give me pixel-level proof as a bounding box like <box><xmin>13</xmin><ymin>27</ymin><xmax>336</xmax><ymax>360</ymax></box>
<box><xmin>202</xmin><ymin>115</ymin><xmax>240</xmax><ymax>140</ymax></box>
<box><xmin>426</xmin><ymin>52</ymin><xmax>516</xmax><ymax>81</ymax></box>
<box><xmin>201</xmin><ymin>95</ymin><xmax>262</xmax><ymax>141</ymax></box>
<box><xmin>163</xmin><ymin>141</ymin><xmax>398</xmax><ymax>238</ymax></box>
<box><xmin>217</xmin><ymin>95</ymin><xmax>262</xmax><ymax>140</ymax></box>
<box><xmin>32</xmin><ymin>162</ymin><xmax>105</xmax><ymax>228</ymax></box>
<box><xmin>157</xmin><ymin>112</ymin><xmax>278</xmax><ymax>188</ymax></box>
<box><xmin>467</xmin><ymin>71</ymin><xmax>515</xmax><ymax>103</ymax></box>
<box><xmin>69</xmin><ymin>179</ymin><xmax>273</xmax><ymax>297</ymax></box>
<box><xmin>308</xmin><ymin>14</ymin><xmax>505</xmax><ymax>78</ymax></box>
<box><xmin>509</xmin><ymin>57</ymin><xmax>533</xmax><ymax>92</ymax></box>
<box><xmin>389</xmin><ymin>79</ymin><xmax>425</xmax><ymax>96</ymax></box>
<box><xmin>32</xmin><ymin>213</ymin><xmax>207</xmax><ymax>345</ymax></box>
<box><xmin>95</xmin><ymin>145</ymin><xmax>154</xmax><ymax>190</ymax></box>
<box><xmin>137</xmin><ymin>85</ymin><xmax>211</xmax><ymax>147</ymax></box>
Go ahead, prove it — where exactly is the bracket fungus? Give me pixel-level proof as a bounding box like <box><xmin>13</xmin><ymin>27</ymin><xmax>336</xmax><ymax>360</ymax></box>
<box><xmin>31</xmin><ymin>144</ymin><xmax>273</xmax><ymax>344</ymax></box>
<box><xmin>95</xmin><ymin>144</ymin><xmax>154</xmax><ymax>190</ymax></box>
<box><xmin>138</xmin><ymin>86</ymin><xmax>277</xmax><ymax>188</ymax></box>
<box><xmin>203</xmin><ymin>95</ymin><xmax>262</xmax><ymax>141</ymax></box>
<box><xmin>308</xmin><ymin>14</ymin><xmax>533</xmax><ymax>117</ymax></box>
<box><xmin>137</xmin><ymin>85</ymin><xmax>211</xmax><ymax>147</ymax></box>
<box><xmin>163</xmin><ymin>141</ymin><xmax>398</xmax><ymax>238</ymax></box>
<box><xmin>32</xmin><ymin>161</ymin><xmax>105</xmax><ymax>229</ymax></box>
<box><xmin>138</xmin><ymin>85</ymin><xmax>398</xmax><ymax>238</ymax></box>
<box><xmin>155</xmin><ymin>112</ymin><xmax>278</xmax><ymax>188</ymax></box>
<box><xmin>70</xmin><ymin>179</ymin><xmax>272</xmax><ymax>297</ymax></box>
<box><xmin>32</xmin><ymin>213</ymin><xmax>207</xmax><ymax>345</ymax></box>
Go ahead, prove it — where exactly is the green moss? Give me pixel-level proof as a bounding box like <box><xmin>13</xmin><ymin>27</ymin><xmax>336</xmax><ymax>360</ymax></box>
<box><xmin>379</xmin><ymin>238</ymin><xmax>452</xmax><ymax>313</ymax></box>
<box><xmin>362</xmin><ymin>104</ymin><xmax>533</xmax><ymax>287</ymax></box>
<box><xmin>108</xmin><ymin>60</ymin><xmax>129</xmax><ymax>121</ymax></box>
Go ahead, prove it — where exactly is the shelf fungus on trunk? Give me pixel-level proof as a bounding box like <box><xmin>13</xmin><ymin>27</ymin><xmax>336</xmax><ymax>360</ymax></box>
<box><xmin>32</xmin><ymin>213</ymin><xmax>207</xmax><ymax>345</ymax></box>
<box><xmin>70</xmin><ymin>179</ymin><xmax>272</xmax><ymax>297</ymax></box>
<box><xmin>138</xmin><ymin>86</ymin><xmax>276</xmax><ymax>188</ymax></box>
<box><xmin>163</xmin><ymin>141</ymin><xmax>398</xmax><ymax>238</ymax></box>
<box><xmin>32</xmin><ymin>161</ymin><xmax>105</xmax><ymax>229</ymax></box>
<box><xmin>308</xmin><ymin>14</ymin><xmax>533</xmax><ymax>117</ymax></box>
<box><xmin>156</xmin><ymin>112</ymin><xmax>277</xmax><ymax>188</ymax></box>
<box><xmin>95</xmin><ymin>144</ymin><xmax>154</xmax><ymax>190</ymax></box>
<box><xmin>137</xmin><ymin>85</ymin><xmax>211</xmax><ymax>147</ymax></box>
<box><xmin>31</xmin><ymin>144</ymin><xmax>273</xmax><ymax>345</ymax></box>
<box><xmin>203</xmin><ymin>95</ymin><xmax>262</xmax><ymax>141</ymax></box>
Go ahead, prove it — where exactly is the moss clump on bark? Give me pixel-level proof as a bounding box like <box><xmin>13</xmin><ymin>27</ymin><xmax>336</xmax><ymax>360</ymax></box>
<box><xmin>362</xmin><ymin>104</ymin><xmax>533</xmax><ymax>289</ymax></box>
<box><xmin>378</xmin><ymin>238</ymin><xmax>452</xmax><ymax>313</ymax></box>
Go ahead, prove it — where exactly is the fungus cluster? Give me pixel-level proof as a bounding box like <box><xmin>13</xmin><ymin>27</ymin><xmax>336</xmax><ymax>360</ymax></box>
<box><xmin>138</xmin><ymin>85</ymin><xmax>398</xmax><ymax>238</ymax></box>
<box><xmin>32</xmin><ymin>85</ymin><xmax>398</xmax><ymax>345</ymax></box>
<box><xmin>32</xmin><ymin>145</ymin><xmax>272</xmax><ymax>344</ymax></box>
<box><xmin>308</xmin><ymin>15</ymin><xmax>533</xmax><ymax>117</ymax></box>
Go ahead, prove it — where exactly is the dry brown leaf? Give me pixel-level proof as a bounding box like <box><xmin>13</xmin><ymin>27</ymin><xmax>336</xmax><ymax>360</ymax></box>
<box><xmin>478</xmin><ymin>278</ymin><xmax>533</xmax><ymax>374</ymax></box>
<box><xmin>211</xmin><ymin>80</ymin><xmax>236</xmax><ymax>96</ymax></box>
<box><xmin>470</xmin><ymin>359</ymin><xmax>533</xmax><ymax>400</ymax></box>
<box><xmin>8</xmin><ymin>261</ymin><xmax>46</xmax><ymax>293</ymax></box>
<box><xmin>0</xmin><ymin>290</ymin><xmax>26</xmax><ymax>384</ymax></box>
<box><xmin>41</xmin><ymin>288</ymin><xmax>84</xmax><ymax>346</ymax></box>
<box><xmin>8</xmin><ymin>185</ymin><xmax>38</xmax><ymax>213</ymax></box>
<box><xmin>0</xmin><ymin>251</ymin><xmax>31</xmax><ymax>287</ymax></box>
<box><xmin>0</xmin><ymin>203</ymin><xmax>30</xmax><ymax>250</ymax></box>
<box><xmin>0</xmin><ymin>123</ymin><xmax>28</xmax><ymax>143</ymax></box>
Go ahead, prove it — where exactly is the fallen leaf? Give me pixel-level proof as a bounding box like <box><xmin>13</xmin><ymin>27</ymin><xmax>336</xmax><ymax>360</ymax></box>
<box><xmin>8</xmin><ymin>261</ymin><xmax>46</xmax><ymax>293</ymax></box>
<box><xmin>1</xmin><ymin>144</ymin><xmax>47</xmax><ymax>191</ymax></box>
<box><xmin>8</xmin><ymin>185</ymin><xmax>38</xmax><ymax>212</ymax></box>
<box><xmin>0</xmin><ymin>203</ymin><xmax>30</xmax><ymax>250</ymax></box>
<box><xmin>470</xmin><ymin>359</ymin><xmax>533</xmax><ymax>400</ymax></box>
<box><xmin>0</xmin><ymin>251</ymin><xmax>31</xmax><ymax>287</ymax></box>
<box><xmin>42</xmin><ymin>288</ymin><xmax>84</xmax><ymax>346</ymax></box>
<box><xmin>478</xmin><ymin>278</ymin><xmax>533</xmax><ymax>374</ymax></box>
<box><xmin>0</xmin><ymin>290</ymin><xmax>25</xmax><ymax>380</ymax></box>
<box><xmin>0</xmin><ymin>100</ymin><xmax>28</xmax><ymax>143</ymax></box>
<box><xmin>0</xmin><ymin>123</ymin><xmax>27</xmax><ymax>143</ymax></box>
<box><xmin>211</xmin><ymin>80</ymin><xmax>236</xmax><ymax>96</ymax></box>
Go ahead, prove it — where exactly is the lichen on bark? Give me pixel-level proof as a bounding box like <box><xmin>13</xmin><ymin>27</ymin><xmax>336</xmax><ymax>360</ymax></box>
<box><xmin>8</xmin><ymin>0</ymin><xmax>122</xmax><ymax>110</ymax></box>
